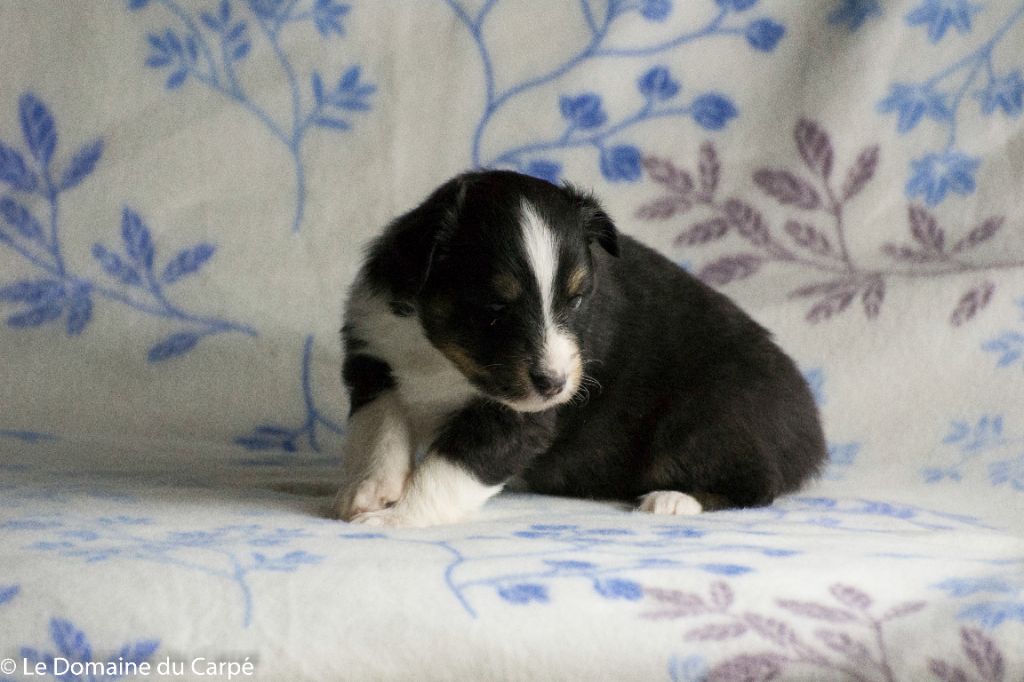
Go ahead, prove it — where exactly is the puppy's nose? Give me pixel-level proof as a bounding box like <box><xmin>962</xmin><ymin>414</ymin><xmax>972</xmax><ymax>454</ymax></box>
<box><xmin>529</xmin><ymin>369</ymin><xmax>566</xmax><ymax>398</ymax></box>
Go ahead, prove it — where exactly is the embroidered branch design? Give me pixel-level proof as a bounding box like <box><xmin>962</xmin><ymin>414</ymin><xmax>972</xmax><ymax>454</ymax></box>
<box><xmin>635</xmin><ymin>118</ymin><xmax>1023</xmax><ymax>326</ymax></box>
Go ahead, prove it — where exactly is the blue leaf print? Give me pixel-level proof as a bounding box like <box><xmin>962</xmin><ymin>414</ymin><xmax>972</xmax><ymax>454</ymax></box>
<box><xmin>91</xmin><ymin>244</ymin><xmax>142</xmax><ymax>286</ymax></box>
<box><xmin>983</xmin><ymin>332</ymin><xmax>1024</xmax><ymax>368</ymax></box>
<box><xmin>18</xmin><ymin>93</ymin><xmax>57</xmax><ymax>166</ymax></box>
<box><xmin>877</xmin><ymin>84</ymin><xmax>951</xmax><ymax>133</ymax></box>
<box><xmin>599</xmin><ymin>144</ymin><xmax>643</xmax><ymax>182</ymax></box>
<box><xmin>690</xmin><ymin>93</ymin><xmax>738</xmax><ymax>130</ymax></box>
<box><xmin>312</xmin><ymin>72</ymin><xmax>325</xmax><ymax>104</ymax></box>
<box><xmin>906</xmin><ymin>150</ymin><xmax>980</xmax><ymax>206</ymax></box>
<box><xmin>559</xmin><ymin>93</ymin><xmax>607</xmax><ymax>130</ymax></box>
<box><xmin>828</xmin><ymin>0</ymin><xmax>883</xmax><ymax>31</ymax></box>
<box><xmin>161</xmin><ymin>243</ymin><xmax>216</xmax><ymax>284</ymax></box>
<box><xmin>498</xmin><ymin>583</ymin><xmax>549</xmax><ymax>604</ymax></box>
<box><xmin>989</xmin><ymin>454</ymin><xmax>1024</xmax><ymax>491</ymax></box>
<box><xmin>166</xmin><ymin>68</ymin><xmax>188</xmax><ymax>90</ymax></box>
<box><xmin>8</xmin><ymin>301</ymin><xmax>64</xmax><ymax>328</ymax></box>
<box><xmin>0</xmin><ymin>142</ymin><xmax>38</xmax><ymax>192</ymax></box>
<box><xmin>957</xmin><ymin>601</ymin><xmax>1024</xmax><ymax>627</ymax></box>
<box><xmin>128</xmin><ymin>0</ymin><xmax>152</xmax><ymax>9</ymax></box>
<box><xmin>0</xmin><ymin>196</ymin><xmax>44</xmax><ymax>242</ymax></box>
<box><xmin>699</xmin><ymin>563</ymin><xmax>752</xmax><ymax>576</ymax></box>
<box><xmin>0</xmin><ymin>279</ymin><xmax>63</xmax><ymax>304</ymax></box>
<box><xmin>313</xmin><ymin>0</ymin><xmax>350</xmax><ymax>36</ymax></box>
<box><xmin>523</xmin><ymin>159</ymin><xmax>562</xmax><ymax>184</ymax></box>
<box><xmin>65</xmin><ymin>287</ymin><xmax>93</xmax><ymax>336</ymax></box>
<box><xmin>148</xmin><ymin>332</ymin><xmax>201</xmax><ymax>362</ymax></box>
<box><xmin>638</xmin><ymin>66</ymin><xmax>680</xmax><ymax>101</ymax></box>
<box><xmin>544</xmin><ymin>560</ymin><xmax>596</xmax><ymax>571</ymax></box>
<box><xmin>0</xmin><ymin>585</ymin><xmax>19</xmax><ymax>605</ymax></box>
<box><xmin>121</xmin><ymin>208</ymin><xmax>155</xmax><ymax>270</ymax></box>
<box><xmin>51</xmin><ymin>618</ymin><xmax>92</xmax><ymax>663</ymax></box>
<box><xmin>716</xmin><ymin>0</ymin><xmax>757</xmax><ymax>10</ymax></box>
<box><xmin>111</xmin><ymin>639</ymin><xmax>161</xmax><ymax>667</ymax></box>
<box><xmin>58</xmin><ymin>139</ymin><xmax>103</xmax><ymax>191</ymax></box>
<box><xmin>640</xmin><ymin>0</ymin><xmax>673</xmax><ymax>21</ymax></box>
<box><xmin>594</xmin><ymin>578</ymin><xmax>643</xmax><ymax>600</ymax></box>
<box><xmin>745</xmin><ymin>18</ymin><xmax>785</xmax><ymax>51</ymax></box>
<box><xmin>936</xmin><ymin>577</ymin><xmax>1015</xmax><ymax>597</ymax></box>
<box><xmin>906</xmin><ymin>0</ymin><xmax>982</xmax><ymax>42</ymax></box>
<box><xmin>316</xmin><ymin>116</ymin><xmax>351</xmax><ymax>131</ymax></box>
<box><xmin>976</xmin><ymin>71</ymin><xmax>1024</xmax><ymax>117</ymax></box>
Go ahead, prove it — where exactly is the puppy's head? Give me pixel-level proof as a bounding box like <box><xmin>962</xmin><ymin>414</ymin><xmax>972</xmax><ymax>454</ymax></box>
<box><xmin>369</xmin><ymin>170</ymin><xmax>618</xmax><ymax>412</ymax></box>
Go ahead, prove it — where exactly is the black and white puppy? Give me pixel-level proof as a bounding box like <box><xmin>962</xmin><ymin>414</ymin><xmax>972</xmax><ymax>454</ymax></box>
<box><xmin>335</xmin><ymin>170</ymin><xmax>825</xmax><ymax>527</ymax></box>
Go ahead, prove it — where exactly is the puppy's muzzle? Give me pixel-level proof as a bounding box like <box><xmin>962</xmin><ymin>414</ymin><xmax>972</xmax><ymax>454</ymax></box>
<box><xmin>529</xmin><ymin>367</ymin><xmax>567</xmax><ymax>399</ymax></box>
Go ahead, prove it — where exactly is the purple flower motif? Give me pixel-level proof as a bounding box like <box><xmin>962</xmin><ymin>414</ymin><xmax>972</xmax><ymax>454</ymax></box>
<box><xmin>523</xmin><ymin>159</ymin><xmax>562</xmax><ymax>184</ymax></box>
<box><xmin>989</xmin><ymin>454</ymin><xmax>1024</xmax><ymax>491</ymax></box>
<box><xmin>745</xmin><ymin>19</ymin><xmax>785</xmax><ymax>51</ymax></box>
<box><xmin>878</xmin><ymin>83</ymin><xmax>951</xmax><ymax>133</ymax></box>
<box><xmin>716</xmin><ymin>0</ymin><xmax>757</xmax><ymax>11</ymax></box>
<box><xmin>690</xmin><ymin>93</ymin><xmax>738</xmax><ymax>130</ymax></box>
<box><xmin>640</xmin><ymin>0</ymin><xmax>672</xmax><ymax>22</ymax></box>
<box><xmin>559</xmin><ymin>93</ymin><xmax>607</xmax><ymax>130</ymax></box>
<box><xmin>906</xmin><ymin>150</ymin><xmax>980</xmax><ymax>205</ymax></box>
<box><xmin>498</xmin><ymin>583</ymin><xmax>549</xmax><ymax>604</ymax></box>
<box><xmin>638</xmin><ymin>66</ymin><xmax>680</xmax><ymax>101</ymax></box>
<box><xmin>828</xmin><ymin>0</ymin><xmax>882</xmax><ymax>31</ymax></box>
<box><xmin>905</xmin><ymin>0</ymin><xmax>982</xmax><ymax>42</ymax></box>
<box><xmin>977</xmin><ymin>71</ymin><xmax>1024</xmax><ymax>117</ymax></box>
<box><xmin>600</xmin><ymin>145</ymin><xmax>643</xmax><ymax>182</ymax></box>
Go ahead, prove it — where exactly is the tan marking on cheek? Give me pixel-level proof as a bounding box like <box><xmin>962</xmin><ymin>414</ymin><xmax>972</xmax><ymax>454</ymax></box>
<box><xmin>493</xmin><ymin>272</ymin><xmax>522</xmax><ymax>301</ymax></box>
<box><xmin>567</xmin><ymin>267</ymin><xmax>587</xmax><ymax>298</ymax></box>
<box><xmin>438</xmin><ymin>343</ymin><xmax>486</xmax><ymax>380</ymax></box>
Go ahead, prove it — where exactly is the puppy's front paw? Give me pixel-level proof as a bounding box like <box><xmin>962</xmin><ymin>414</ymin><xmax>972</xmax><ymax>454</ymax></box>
<box><xmin>348</xmin><ymin>506</ymin><xmax>423</xmax><ymax>529</ymax></box>
<box><xmin>637</xmin><ymin>490</ymin><xmax>703</xmax><ymax>516</ymax></box>
<box><xmin>334</xmin><ymin>473</ymin><xmax>408</xmax><ymax>521</ymax></box>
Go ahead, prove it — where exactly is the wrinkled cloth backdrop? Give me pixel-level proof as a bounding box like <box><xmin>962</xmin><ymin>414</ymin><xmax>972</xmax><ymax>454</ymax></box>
<box><xmin>1</xmin><ymin>1</ymin><xmax>1023</xmax><ymax>681</ymax></box>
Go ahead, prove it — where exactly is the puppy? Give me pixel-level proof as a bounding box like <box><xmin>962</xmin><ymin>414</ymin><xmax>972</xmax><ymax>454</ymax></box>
<box><xmin>334</xmin><ymin>170</ymin><xmax>826</xmax><ymax>527</ymax></box>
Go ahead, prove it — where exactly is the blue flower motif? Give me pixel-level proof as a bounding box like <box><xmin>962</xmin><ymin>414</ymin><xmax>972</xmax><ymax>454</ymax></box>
<box><xmin>699</xmin><ymin>563</ymin><xmax>752</xmax><ymax>576</ymax></box>
<box><xmin>906</xmin><ymin>0</ymin><xmax>982</xmax><ymax>42</ymax></box>
<box><xmin>638</xmin><ymin>66</ymin><xmax>680</xmax><ymax>101</ymax></box>
<box><xmin>599</xmin><ymin>144</ymin><xmax>642</xmax><ymax>182</ymax></box>
<box><xmin>716</xmin><ymin>0</ymin><xmax>757</xmax><ymax>11</ymax></box>
<box><xmin>640</xmin><ymin>0</ymin><xmax>672</xmax><ymax>22</ymax></box>
<box><xmin>690</xmin><ymin>93</ymin><xmax>738</xmax><ymax>130</ymax></box>
<box><xmin>559</xmin><ymin>93</ymin><xmax>607</xmax><ymax>130</ymax></box>
<box><xmin>989</xmin><ymin>454</ymin><xmax>1024</xmax><ymax>491</ymax></box>
<box><xmin>524</xmin><ymin>159</ymin><xmax>562</xmax><ymax>184</ymax></box>
<box><xmin>313</xmin><ymin>0</ymin><xmax>350</xmax><ymax>37</ymax></box>
<box><xmin>498</xmin><ymin>583</ymin><xmax>549</xmax><ymax>604</ymax></box>
<box><xmin>828</xmin><ymin>0</ymin><xmax>883</xmax><ymax>31</ymax></box>
<box><xmin>877</xmin><ymin>83</ymin><xmax>951</xmax><ymax>133</ymax></box>
<box><xmin>957</xmin><ymin>601</ymin><xmax>1024</xmax><ymax>627</ymax></box>
<box><xmin>906</xmin><ymin>149</ymin><xmax>980</xmax><ymax>205</ymax></box>
<box><xmin>594</xmin><ymin>578</ymin><xmax>643</xmax><ymax>600</ymax></box>
<box><xmin>745</xmin><ymin>18</ymin><xmax>785</xmax><ymax>51</ymax></box>
<box><xmin>983</xmin><ymin>331</ymin><xmax>1024</xmax><ymax>368</ymax></box>
<box><xmin>20</xmin><ymin>619</ymin><xmax>159</xmax><ymax>680</ymax></box>
<box><xmin>977</xmin><ymin>71</ymin><xmax>1024</xmax><ymax>117</ymax></box>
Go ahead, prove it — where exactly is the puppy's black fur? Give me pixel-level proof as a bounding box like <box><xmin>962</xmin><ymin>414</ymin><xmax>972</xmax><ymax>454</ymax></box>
<box><xmin>346</xmin><ymin>170</ymin><xmax>826</xmax><ymax>510</ymax></box>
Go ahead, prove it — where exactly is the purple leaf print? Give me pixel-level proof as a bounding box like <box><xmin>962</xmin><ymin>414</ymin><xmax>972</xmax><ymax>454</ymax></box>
<box><xmin>753</xmin><ymin>169</ymin><xmax>821</xmax><ymax>209</ymax></box>
<box><xmin>643</xmin><ymin>156</ymin><xmax>693</xmax><ymax>194</ymax></box>
<box><xmin>881</xmin><ymin>243</ymin><xmax>941</xmax><ymax>263</ymax></box>
<box><xmin>699</xmin><ymin>254</ymin><xmax>762</xmax><ymax>286</ymax></box>
<box><xmin>775</xmin><ymin>599</ymin><xmax>857</xmax><ymax>622</ymax></box>
<box><xmin>637</xmin><ymin>196</ymin><xmax>691</xmax><ymax>220</ymax></box>
<box><xmin>929</xmin><ymin>660</ymin><xmax>972</xmax><ymax>682</ymax></box>
<box><xmin>950</xmin><ymin>282</ymin><xmax>994</xmax><ymax>327</ymax></box>
<box><xmin>951</xmin><ymin>217</ymin><xmax>1003</xmax><ymax>253</ymax></box>
<box><xmin>707</xmin><ymin>654</ymin><xmax>782</xmax><ymax>682</ymax></box>
<box><xmin>698</xmin><ymin>141</ymin><xmax>720</xmax><ymax>198</ymax></box>
<box><xmin>784</xmin><ymin>220</ymin><xmax>832</xmax><ymax>256</ymax></box>
<box><xmin>643</xmin><ymin>587</ymin><xmax>708</xmax><ymax>617</ymax></box>
<box><xmin>743</xmin><ymin>613</ymin><xmax>798</xmax><ymax>647</ymax></box>
<box><xmin>961</xmin><ymin>628</ymin><xmax>1004</xmax><ymax>682</ymax></box>
<box><xmin>795</xmin><ymin>118</ymin><xmax>833</xmax><ymax>179</ymax></box>
<box><xmin>861</xmin><ymin>278</ymin><xmax>885</xmax><ymax>319</ymax></box>
<box><xmin>910</xmin><ymin>205</ymin><xmax>945</xmax><ymax>252</ymax></box>
<box><xmin>676</xmin><ymin>218</ymin><xmax>729</xmax><ymax>246</ymax></box>
<box><xmin>806</xmin><ymin>288</ymin><xmax>856</xmax><ymax>323</ymax></box>
<box><xmin>709</xmin><ymin>581</ymin><xmax>733</xmax><ymax>610</ymax></box>
<box><xmin>842</xmin><ymin>145</ymin><xmax>880</xmax><ymax>201</ymax></box>
<box><xmin>685</xmin><ymin>621</ymin><xmax>748</xmax><ymax>641</ymax></box>
<box><xmin>815</xmin><ymin>629</ymin><xmax>873</xmax><ymax>662</ymax></box>
<box><xmin>830</xmin><ymin>584</ymin><xmax>872</xmax><ymax>610</ymax></box>
<box><xmin>789</xmin><ymin>280</ymin><xmax>852</xmax><ymax>298</ymax></box>
<box><xmin>880</xmin><ymin>600</ymin><xmax>927</xmax><ymax>621</ymax></box>
<box><xmin>724</xmin><ymin>199</ymin><xmax>771</xmax><ymax>246</ymax></box>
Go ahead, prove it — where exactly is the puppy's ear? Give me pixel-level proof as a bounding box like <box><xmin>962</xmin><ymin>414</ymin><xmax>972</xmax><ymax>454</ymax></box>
<box><xmin>562</xmin><ymin>182</ymin><xmax>619</xmax><ymax>257</ymax></box>
<box><xmin>365</xmin><ymin>175</ymin><xmax>469</xmax><ymax>300</ymax></box>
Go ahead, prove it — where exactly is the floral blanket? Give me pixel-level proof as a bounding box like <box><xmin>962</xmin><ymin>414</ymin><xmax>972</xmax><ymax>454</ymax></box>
<box><xmin>1</xmin><ymin>1</ymin><xmax>1023</xmax><ymax>680</ymax></box>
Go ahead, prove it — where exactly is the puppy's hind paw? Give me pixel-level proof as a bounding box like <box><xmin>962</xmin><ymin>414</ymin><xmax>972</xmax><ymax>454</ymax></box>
<box><xmin>637</xmin><ymin>490</ymin><xmax>703</xmax><ymax>516</ymax></box>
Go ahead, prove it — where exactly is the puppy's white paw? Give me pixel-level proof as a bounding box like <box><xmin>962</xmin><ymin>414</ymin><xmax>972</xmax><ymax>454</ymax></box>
<box><xmin>334</xmin><ymin>472</ymin><xmax>408</xmax><ymax>521</ymax></box>
<box><xmin>348</xmin><ymin>505</ymin><xmax>423</xmax><ymax>529</ymax></box>
<box><xmin>637</xmin><ymin>490</ymin><xmax>703</xmax><ymax>516</ymax></box>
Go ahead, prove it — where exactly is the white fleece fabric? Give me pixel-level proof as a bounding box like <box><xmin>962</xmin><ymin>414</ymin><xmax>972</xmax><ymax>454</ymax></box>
<box><xmin>1</xmin><ymin>1</ymin><xmax>1023</xmax><ymax>680</ymax></box>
